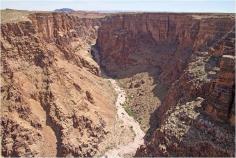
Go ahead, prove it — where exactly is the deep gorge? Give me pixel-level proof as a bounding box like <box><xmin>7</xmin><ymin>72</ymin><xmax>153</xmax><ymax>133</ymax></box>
<box><xmin>1</xmin><ymin>11</ymin><xmax>235</xmax><ymax>157</ymax></box>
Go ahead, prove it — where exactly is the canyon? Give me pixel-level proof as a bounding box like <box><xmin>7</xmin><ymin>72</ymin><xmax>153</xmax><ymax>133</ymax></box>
<box><xmin>1</xmin><ymin>9</ymin><xmax>235</xmax><ymax>157</ymax></box>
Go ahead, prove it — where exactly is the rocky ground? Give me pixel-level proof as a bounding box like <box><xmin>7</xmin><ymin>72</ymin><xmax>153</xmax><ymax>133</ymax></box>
<box><xmin>1</xmin><ymin>9</ymin><xmax>235</xmax><ymax>157</ymax></box>
<box><xmin>117</xmin><ymin>71</ymin><xmax>164</xmax><ymax>132</ymax></box>
<box><xmin>97</xmin><ymin>13</ymin><xmax>235</xmax><ymax>156</ymax></box>
<box><xmin>136</xmin><ymin>28</ymin><xmax>235</xmax><ymax>156</ymax></box>
<box><xmin>0</xmin><ymin>10</ymin><xmax>133</xmax><ymax>157</ymax></box>
<box><xmin>101</xmin><ymin>79</ymin><xmax>144</xmax><ymax>157</ymax></box>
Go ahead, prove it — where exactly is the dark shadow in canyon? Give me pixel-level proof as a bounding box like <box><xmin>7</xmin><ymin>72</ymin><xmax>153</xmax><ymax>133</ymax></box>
<box><xmin>91</xmin><ymin>40</ymin><xmax>189</xmax><ymax>141</ymax></box>
<box><xmin>91</xmin><ymin>21</ymin><xmax>235</xmax><ymax>144</ymax></box>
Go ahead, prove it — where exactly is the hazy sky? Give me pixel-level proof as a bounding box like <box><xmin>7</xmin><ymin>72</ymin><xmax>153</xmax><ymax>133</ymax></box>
<box><xmin>1</xmin><ymin>0</ymin><xmax>235</xmax><ymax>13</ymax></box>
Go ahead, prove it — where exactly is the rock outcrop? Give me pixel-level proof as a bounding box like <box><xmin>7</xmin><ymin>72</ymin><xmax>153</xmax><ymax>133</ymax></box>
<box><xmin>135</xmin><ymin>24</ymin><xmax>235</xmax><ymax>157</ymax></box>
<box><xmin>96</xmin><ymin>13</ymin><xmax>235</xmax><ymax>131</ymax></box>
<box><xmin>1</xmin><ymin>12</ymin><xmax>117</xmax><ymax>157</ymax></box>
<box><xmin>204</xmin><ymin>29</ymin><xmax>235</xmax><ymax>125</ymax></box>
<box><xmin>1</xmin><ymin>10</ymin><xmax>235</xmax><ymax>157</ymax></box>
<box><xmin>96</xmin><ymin>13</ymin><xmax>235</xmax><ymax>156</ymax></box>
<box><xmin>97</xmin><ymin>13</ymin><xmax>234</xmax><ymax>84</ymax></box>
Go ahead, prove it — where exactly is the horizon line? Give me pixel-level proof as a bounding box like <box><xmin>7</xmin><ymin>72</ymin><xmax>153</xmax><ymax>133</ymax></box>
<box><xmin>1</xmin><ymin>8</ymin><xmax>235</xmax><ymax>14</ymax></box>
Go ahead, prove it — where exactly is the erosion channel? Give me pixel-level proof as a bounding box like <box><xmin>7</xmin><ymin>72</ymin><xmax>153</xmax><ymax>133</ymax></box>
<box><xmin>92</xmin><ymin>47</ymin><xmax>145</xmax><ymax>157</ymax></box>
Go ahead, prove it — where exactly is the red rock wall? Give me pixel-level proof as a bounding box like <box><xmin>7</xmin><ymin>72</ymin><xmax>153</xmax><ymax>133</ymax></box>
<box><xmin>96</xmin><ymin>13</ymin><xmax>235</xmax><ymax>157</ymax></box>
<box><xmin>136</xmin><ymin>27</ymin><xmax>235</xmax><ymax>157</ymax></box>
<box><xmin>1</xmin><ymin>13</ymin><xmax>110</xmax><ymax>157</ymax></box>
<box><xmin>29</xmin><ymin>13</ymin><xmax>100</xmax><ymax>44</ymax></box>
<box><xmin>204</xmin><ymin>28</ymin><xmax>235</xmax><ymax>125</ymax></box>
<box><xmin>97</xmin><ymin>14</ymin><xmax>234</xmax><ymax>85</ymax></box>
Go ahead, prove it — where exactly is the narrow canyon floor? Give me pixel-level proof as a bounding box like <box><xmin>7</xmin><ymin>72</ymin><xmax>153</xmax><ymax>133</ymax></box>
<box><xmin>91</xmin><ymin>47</ymin><xmax>145</xmax><ymax>157</ymax></box>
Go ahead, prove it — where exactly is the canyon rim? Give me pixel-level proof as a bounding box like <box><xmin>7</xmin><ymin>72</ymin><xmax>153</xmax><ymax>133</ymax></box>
<box><xmin>0</xmin><ymin>2</ymin><xmax>235</xmax><ymax>157</ymax></box>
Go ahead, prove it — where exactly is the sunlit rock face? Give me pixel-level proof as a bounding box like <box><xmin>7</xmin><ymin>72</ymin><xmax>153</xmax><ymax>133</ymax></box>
<box><xmin>96</xmin><ymin>13</ymin><xmax>235</xmax><ymax>157</ymax></box>
<box><xmin>1</xmin><ymin>12</ymin><xmax>116</xmax><ymax>157</ymax></box>
<box><xmin>1</xmin><ymin>11</ymin><xmax>235</xmax><ymax>157</ymax></box>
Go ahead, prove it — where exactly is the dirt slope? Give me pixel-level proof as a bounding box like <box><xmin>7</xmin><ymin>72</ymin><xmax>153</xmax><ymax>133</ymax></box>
<box><xmin>96</xmin><ymin>13</ymin><xmax>235</xmax><ymax>156</ymax></box>
<box><xmin>1</xmin><ymin>10</ymin><xmax>235</xmax><ymax>157</ymax></box>
<box><xmin>1</xmin><ymin>11</ymin><xmax>118</xmax><ymax>157</ymax></box>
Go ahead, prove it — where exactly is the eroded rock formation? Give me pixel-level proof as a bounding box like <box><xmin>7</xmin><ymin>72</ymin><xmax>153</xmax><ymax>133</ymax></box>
<box><xmin>136</xmin><ymin>29</ymin><xmax>235</xmax><ymax>156</ymax></box>
<box><xmin>1</xmin><ymin>12</ymin><xmax>117</xmax><ymax>157</ymax></box>
<box><xmin>204</xmin><ymin>29</ymin><xmax>235</xmax><ymax>125</ymax></box>
<box><xmin>96</xmin><ymin>13</ymin><xmax>235</xmax><ymax>156</ymax></box>
<box><xmin>1</xmin><ymin>11</ymin><xmax>235</xmax><ymax>157</ymax></box>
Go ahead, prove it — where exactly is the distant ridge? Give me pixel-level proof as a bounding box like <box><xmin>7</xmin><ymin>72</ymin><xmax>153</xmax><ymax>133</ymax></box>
<box><xmin>54</xmin><ymin>8</ymin><xmax>75</xmax><ymax>13</ymax></box>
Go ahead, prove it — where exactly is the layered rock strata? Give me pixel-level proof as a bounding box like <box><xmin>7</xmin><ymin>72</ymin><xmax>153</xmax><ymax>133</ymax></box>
<box><xmin>96</xmin><ymin>13</ymin><xmax>235</xmax><ymax>156</ymax></box>
<box><xmin>204</xmin><ymin>29</ymin><xmax>235</xmax><ymax>125</ymax></box>
<box><xmin>1</xmin><ymin>12</ymin><xmax>117</xmax><ymax>157</ymax></box>
<box><xmin>135</xmin><ymin>24</ymin><xmax>235</xmax><ymax>157</ymax></box>
<box><xmin>1</xmin><ymin>11</ymin><xmax>235</xmax><ymax>157</ymax></box>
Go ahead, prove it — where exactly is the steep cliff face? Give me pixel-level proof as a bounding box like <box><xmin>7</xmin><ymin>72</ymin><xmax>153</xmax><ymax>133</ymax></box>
<box><xmin>96</xmin><ymin>13</ymin><xmax>235</xmax><ymax>131</ymax></box>
<box><xmin>204</xmin><ymin>29</ymin><xmax>235</xmax><ymax>125</ymax></box>
<box><xmin>1</xmin><ymin>12</ymin><xmax>118</xmax><ymax>157</ymax></box>
<box><xmin>97</xmin><ymin>13</ymin><xmax>234</xmax><ymax>84</ymax></box>
<box><xmin>1</xmin><ymin>11</ymin><xmax>235</xmax><ymax>157</ymax></box>
<box><xmin>135</xmin><ymin>24</ymin><xmax>235</xmax><ymax>157</ymax></box>
<box><xmin>96</xmin><ymin>13</ymin><xmax>235</xmax><ymax>156</ymax></box>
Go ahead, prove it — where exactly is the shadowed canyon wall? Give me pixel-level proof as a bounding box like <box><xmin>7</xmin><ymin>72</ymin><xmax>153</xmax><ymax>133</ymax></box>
<box><xmin>1</xmin><ymin>12</ymin><xmax>235</xmax><ymax>157</ymax></box>
<box><xmin>97</xmin><ymin>13</ymin><xmax>234</xmax><ymax>84</ymax></box>
<box><xmin>96</xmin><ymin>13</ymin><xmax>235</xmax><ymax>156</ymax></box>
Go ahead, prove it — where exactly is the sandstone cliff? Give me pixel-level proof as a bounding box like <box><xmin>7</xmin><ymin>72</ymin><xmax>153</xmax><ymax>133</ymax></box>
<box><xmin>1</xmin><ymin>12</ymin><xmax>118</xmax><ymax>157</ymax></box>
<box><xmin>1</xmin><ymin>10</ymin><xmax>235</xmax><ymax>157</ymax></box>
<box><xmin>96</xmin><ymin>13</ymin><xmax>235</xmax><ymax>156</ymax></box>
<box><xmin>97</xmin><ymin>13</ymin><xmax>234</xmax><ymax>85</ymax></box>
<box><xmin>204</xmin><ymin>29</ymin><xmax>235</xmax><ymax>125</ymax></box>
<box><xmin>136</xmin><ymin>28</ymin><xmax>235</xmax><ymax>156</ymax></box>
<box><xmin>135</xmin><ymin>22</ymin><xmax>235</xmax><ymax>157</ymax></box>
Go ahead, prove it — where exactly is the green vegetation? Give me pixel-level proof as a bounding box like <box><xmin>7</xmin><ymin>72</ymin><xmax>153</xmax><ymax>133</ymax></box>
<box><xmin>124</xmin><ymin>105</ymin><xmax>135</xmax><ymax>117</ymax></box>
<box><xmin>122</xmin><ymin>99</ymin><xmax>135</xmax><ymax>117</ymax></box>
